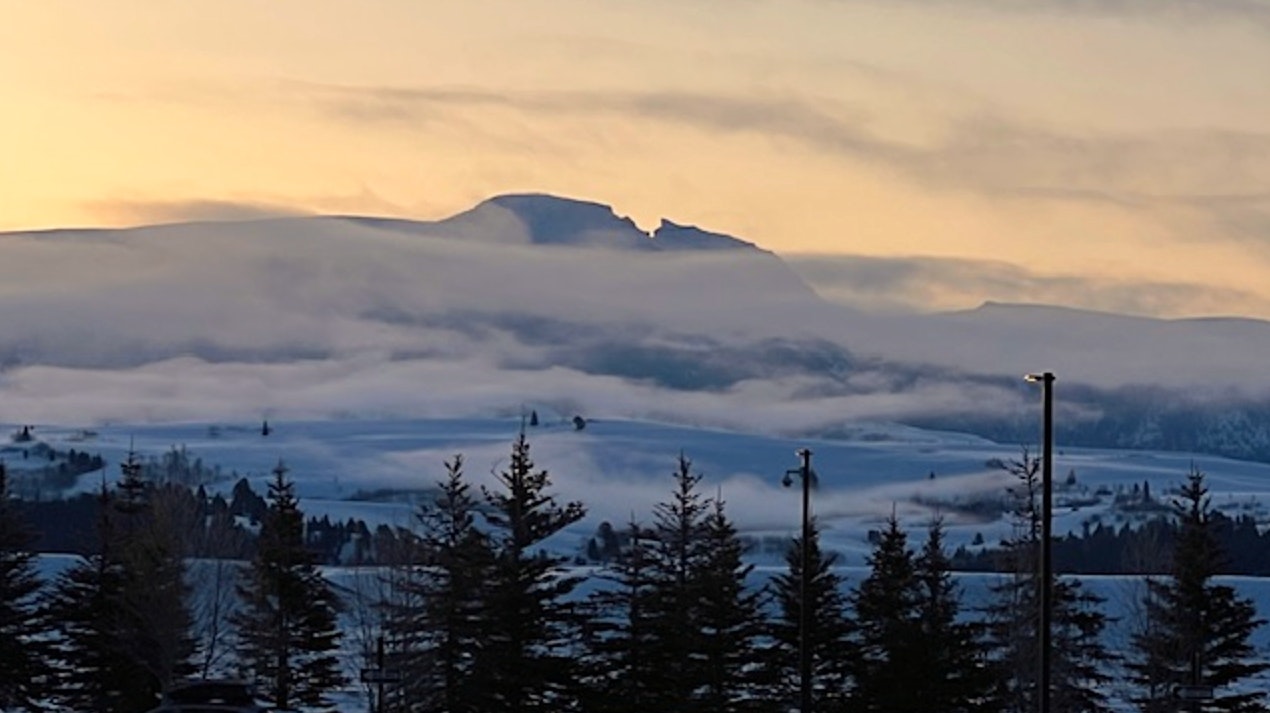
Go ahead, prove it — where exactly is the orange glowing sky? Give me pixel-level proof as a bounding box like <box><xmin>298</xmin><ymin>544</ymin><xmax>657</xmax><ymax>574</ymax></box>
<box><xmin>3</xmin><ymin>1</ymin><xmax>1269</xmax><ymax>315</ymax></box>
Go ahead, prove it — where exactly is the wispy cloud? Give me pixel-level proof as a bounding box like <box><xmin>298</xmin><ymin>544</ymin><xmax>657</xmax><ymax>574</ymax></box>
<box><xmin>853</xmin><ymin>0</ymin><xmax>1270</xmax><ymax>28</ymax></box>
<box><xmin>787</xmin><ymin>254</ymin><xmax>1270</xmax><ymax>317</ymax></box>
<box><xmin>0</xmin><ymin>354</ymin><xmax>1026</xmax><ymax>437</ymax></box>
<box><xmin>285</xmin><ymin>82</ymin><xmax>891</xmax><ymax>160</ymax></box>
<box><xmin>84</xmin><ymin>186</ymin><xmax>415</xmax><ymax>226</ymax></box>
<box><xmin>85</xmin><ymin>199</ymin><xmax>308</xmax><ymax>226</ymax></box>
<box><xmin>281</xmin><ymin>81</ymin><xmax>1270</xmax><ymax>224</ymax></box>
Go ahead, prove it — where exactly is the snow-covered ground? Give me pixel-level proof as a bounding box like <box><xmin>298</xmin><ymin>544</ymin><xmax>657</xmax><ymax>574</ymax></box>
<box><xmin>10</xmin><ymin>415</ymin><xmax>1270</xmax><ymax>568</ymax></box>
<box><xmin>19</xmin><ymin>413</ymin><xmax>1270</xmax><ymax>711</ymax></box>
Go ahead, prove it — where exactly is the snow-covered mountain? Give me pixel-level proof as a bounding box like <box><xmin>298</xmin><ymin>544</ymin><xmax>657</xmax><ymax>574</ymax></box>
<box><xmin>418</xmin><ymin>193</ymin><xmax>765</xmax><ymax>252</ymax></box>
<box><xmin>6</xmin><ymin>193</ymin><xmax>1270</xmax><ymax>462</ymax></box>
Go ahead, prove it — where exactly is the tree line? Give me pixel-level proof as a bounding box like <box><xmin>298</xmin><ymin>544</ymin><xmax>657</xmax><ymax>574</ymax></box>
<box><xmin>0</xmin><ymin>453</ymin><xmax>344</xmax><ymax>711</ymax></box>
<box><xmin>954</xmin><ymin>496</ymin><xmax>1270</xmax><ymax>577</ymax></box>
<box><xmin>0</xmin><ymin>437</ymin><xmax>1267</xmax><ymax>712</ymax></box>
<box><xmin>13</xmin><ymin>473</ymin><xmax>400</xmax><ymax>565</ymax></box>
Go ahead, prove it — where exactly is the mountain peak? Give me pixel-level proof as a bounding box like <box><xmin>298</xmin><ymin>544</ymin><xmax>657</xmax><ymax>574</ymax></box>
<box><xmin>452</xmin><ymin>193</ymin><xmax>759</xmax><ymax>253</ymax></box>
<box><xmin>482</xmin><ymin>193</ymin><xmax>645</xmax><ymax>247</ymax></box>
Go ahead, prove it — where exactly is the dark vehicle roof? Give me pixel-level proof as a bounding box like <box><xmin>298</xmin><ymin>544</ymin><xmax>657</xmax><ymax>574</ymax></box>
<box><xmin>147</xmin><ymin>701</ymin><xmax>255</xmax><ymax>706</ymax></box>
<box><xmin>160</xmin><ymin>680</ymin><xmax>259</xmax><ymax>709</ymax></box>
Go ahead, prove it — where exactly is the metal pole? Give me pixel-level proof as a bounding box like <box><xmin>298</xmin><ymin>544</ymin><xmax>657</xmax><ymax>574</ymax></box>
<box><xmin>798</xmin><ymin>448</ymin><xmax>813</xmax><ymax>713</ymax></box>
<box><xmin>1037</xmin><ymin>373</ymin><xmax>1055</xmax><ymax>713</ymax></box>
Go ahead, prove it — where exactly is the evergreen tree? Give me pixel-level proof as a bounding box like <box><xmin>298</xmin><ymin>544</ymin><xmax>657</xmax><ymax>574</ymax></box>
<box><xmin>983</xmin><ymin>453</ymin><xmax>1042</xmax><ymax>713</ymax></box>
<box><xmin>912</xmin><ymin>519</ymin><xmax>995</xmax><ymax>712</ymax></box>
<box><xmin>45</xmin><ymin>482</ymin><xmax>152</xmax><ymax>712</ymax></box>
<box><xmin>475</xmin><ymin>433</ymin><xmax>586</xmax><ymax>713</ymax></box>
<box><xmin>234</xmin><ymin>462</ymin><xmax>344</xmax><ymax>710</ymax></box>
<box><xmin>695</xmin><ymin>496</ymin><xmax>772</xmax><ymax>713</ymax></box>
<box><xmin>578</xmin><ymin>519</ymin><xmax>660</xmax><ymax>713</ymax></box>
<box><xmin>1047</xmin><ymin>579</ymin><xmax>1117</xmax><ymax>713</ymax></box>
<box><xmin>768</xmin><ymin>518</ymin><xmax>852</xmax><ymax>713</ymax></box>
<box><xmin>45</xmin><ymin>454</ymin><xmax>195</xmax><ymax>712</ymax></box>
<box><xmin>113</xmin><ymin>451</ymin><xmax>197</xmax><ymax>696</ymax></box>
<box><xmin>848</xmin><ymin>514</ymin><xmax>924</xmax><ymax>713</ymax></box>
<box><xmin>983</xmin><ymin>450</ymin><xmax>1115</xmax><ymax>713</ymax></box>
<box><xmin>114</xmin><ymin>448</ymin><xmax>147</xmax><ymax>517</ymax></box>
<box><xmin>386</xmin><ymin>455</ymin><xmax>494</xmax><ymax>713</ymax></box>
<box><xmin>1128</xmin><ymin>467</ymin><xmax>1267</xmax><ymax>712</ymax></box>
<box><xmin>0</xmin><ymin>463</ymin><xmax>50</xmax><ymax>710</ymax></box>
<box><xmin>642</xmin><ymin>453</ymin><xmax>715</xmax><ymax>709</ymax></box>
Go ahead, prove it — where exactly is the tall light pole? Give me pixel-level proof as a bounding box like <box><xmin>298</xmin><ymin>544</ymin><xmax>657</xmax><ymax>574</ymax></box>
<box><xmin>1024</xmin><ymin>372</ymin><xmax>1055</xmax><ymax>713</ymax></box>
<box><xmin>783</xmin><ymin>449</ymin><xmax>814</xmax><ymax>713</ymax></box>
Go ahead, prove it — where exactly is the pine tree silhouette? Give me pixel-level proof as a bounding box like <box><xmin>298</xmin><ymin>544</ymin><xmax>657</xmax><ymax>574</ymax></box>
<box><xmin>1128</xmin><ymin>467</ymin><xmax>1267</xmax><ymax>712</ymax></box>
<box><xmin>234</xmin><ymin>462</ymin><xmax>344</xmax><ymax>709</ymax></box>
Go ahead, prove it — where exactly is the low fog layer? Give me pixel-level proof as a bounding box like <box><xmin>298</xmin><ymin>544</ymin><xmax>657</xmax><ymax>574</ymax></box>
<box><xmin>3</xmin><ymin>194</ymin><xmax>1270</xmax><ymax>435</ymax></box>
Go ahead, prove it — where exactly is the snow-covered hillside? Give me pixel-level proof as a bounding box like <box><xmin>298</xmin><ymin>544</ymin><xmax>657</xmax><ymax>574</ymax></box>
<box><xmin>12</xmin><ymin>415</ymin><xmax>1270</xmax><ymax>568</ymax></box>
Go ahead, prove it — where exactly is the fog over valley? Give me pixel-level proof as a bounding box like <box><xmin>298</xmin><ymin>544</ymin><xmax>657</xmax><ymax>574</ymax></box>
<box><xmin>4</xmin><ymin>194</ymin><xmax>1270</xmax><ymax>461</ymax></box>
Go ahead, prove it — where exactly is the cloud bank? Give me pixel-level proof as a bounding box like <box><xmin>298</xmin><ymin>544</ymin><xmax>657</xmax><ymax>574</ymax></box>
<box><xmin>787</xmin><ymin>254</ymin><xmax>1270</xmax><ymax>318</ymax></box>
<box><xmin>5</xmin><ymin>199</ymin><xmax>1270</xmax><ymax>433</ymax></box>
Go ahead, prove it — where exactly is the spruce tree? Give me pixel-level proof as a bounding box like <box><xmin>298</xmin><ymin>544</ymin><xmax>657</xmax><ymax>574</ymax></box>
<box><xmin>848</xmin><ymin>513</ymin><xmax>924</xmax><ymax>713</ymax></box>
<box><xmin>234</xmin><ymin>462</ymin><xmax>344</xmax><ymax>710</ymax></box>
<box><xmin>912</xmin><ymin>519</ymin><xmax>995</xmax><ymax>712</ymax></box>
<box><xmin>1128</xmin><ymin>467</ymin><xmax>1267</xmax><ymax>712</ymax></box>
<box><xmin>768</xmin><ymin>518</ymin><xmax>852</xmax><ymax>713</ymax></box>
<box><xmin>0</xmin><ymin>463</ymin><xmax>50</xmax><ymax>710</ymax></box>
<box><xmin>45</xmin><ymin>482</ymin><xmax>152</xmax><ymax>712</ymax></box>
<box><xmin>695</xmin><ymin>496</ymin><xmax>773</xmax><ymax>713</ymax></box>
<box><xmin>983</xmin><ymin>450</ymin><xmax>1114</xmax><ymax>713</ymax></box>
<box><xmin>578</xmin><ymin>519</ymin><xmax>660</xmax><ymax>713</ymax></box>
<box><xmin>1047</xmin><ymin>579</ymin><xmax>1117</xmax><ymax>713</ymax></box>
<box><xmin>642</xmin><ymin>453</ymin><xmax>715</xmax><ymax>709</ymax></box>
<box><xmin>386</xmin><ymin>455</ymin><xmax>494</xmax><ymax>713</ymax></box>
<box><xmin>45</xmin><ymin>454</ymin><xmax>194</xmax><ymax>712</ymax></box>
<box><xmin>113</xmin><ymin>451</ymin><xmax>197</xmax><ymax>696</ymax></box>
<box><xmin>475</xmin><ymin>432</ymin><xmax>586</xmax><ymax>713</ymax></box>
<box><xmin>983</xmin><ymin>453</ymin><xmax>1043</xmax><ymax>713</ymax></box>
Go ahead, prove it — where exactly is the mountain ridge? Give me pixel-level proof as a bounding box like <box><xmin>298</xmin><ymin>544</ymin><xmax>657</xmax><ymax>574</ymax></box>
<box><xmin>952</xmin><ymin>300</ymin><xmax>1270</xmax><ymax>328</ymax></box>
<box><xmin>0</xmin><ymin>193</ymin><xmax>763</xmax><ymax>257</ymax></box>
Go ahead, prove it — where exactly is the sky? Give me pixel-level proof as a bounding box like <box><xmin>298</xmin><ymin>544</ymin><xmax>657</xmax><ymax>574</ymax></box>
<box><xmin>3</xmin><ymin>0</ymin><xmax>1270</xmax><ymax>316</ymax></box>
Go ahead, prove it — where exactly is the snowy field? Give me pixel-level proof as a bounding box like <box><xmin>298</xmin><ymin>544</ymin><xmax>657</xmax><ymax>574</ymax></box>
<box><xmin>18</xmin><ymin>412</ymin><xmax>1270</xmax><ymax>711</ymax></box>
<box><xmin>9</xmin><ymin>415</ymin><xmax>1270</xmax><ymax>567</ymax></box>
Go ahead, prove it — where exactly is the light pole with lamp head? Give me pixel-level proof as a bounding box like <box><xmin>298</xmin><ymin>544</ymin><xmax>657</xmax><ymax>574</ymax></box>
<box><xmin>783</xmin><ymin>449</ymin><xmax>815</xmax><ymax>713</ymax></box>
<box><xmin>1024</xmin><ymin>372</ymin><xmax>1055</xmax><ymax>713</ymax></box>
